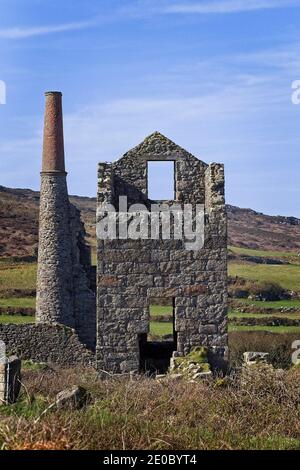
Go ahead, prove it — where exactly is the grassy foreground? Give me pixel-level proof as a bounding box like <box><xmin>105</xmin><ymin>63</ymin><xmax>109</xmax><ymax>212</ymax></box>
<box><xmin>0</xmin><ymin>364</ymin><xmax>299</xmax><ymax>450</ymax></box>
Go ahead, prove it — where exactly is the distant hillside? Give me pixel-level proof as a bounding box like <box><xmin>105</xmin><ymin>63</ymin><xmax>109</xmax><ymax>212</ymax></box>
<box><xmin>0</xmin><ymin>185</ymin><xmax>300</xmax><ymax>259</ymax></box>
<box><xmin>0</xmin><ymin>186</ymin><xmax>96</xmax><ymax>259</ymax></box>
<box><xmin>227</xmin><ymin>205</ymin><xmax>300</xmax><ymax>253</ymax></box>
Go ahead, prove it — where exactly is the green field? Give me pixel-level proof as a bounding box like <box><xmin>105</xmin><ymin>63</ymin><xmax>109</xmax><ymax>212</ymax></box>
<box><xmin>229</xmin><ymin>324</ymin><xmax>300</xmax><ymax>333</ymax></box>
<box><xmin>0</xmin><ymin>315</ymin><xmax>35</xmax><ymax>324</ymax></box>
<box><xmin>0</xmin><ymin>258</ymin><xmax>299</xmax><ymax>336</ymax></box>
<box><xmin>0</xmin><ymin>297</ymin><xmax>35</xmax><ymax>308</ymax></box>
<box><xmin>229</xmin><ymin>245</ymin><xmax>300</xmax><ymax>292</ymax></box>
<box><xmin>150</xmin><ymin>321</ymin><xmax>173</xmax><ymax>336</ymax></box>
<box><xmin>151</xmin><ymin>321</ymin><xmax>300</xmax><ymax>337</ymax></box>
<box><xmin>236</xmin><ymin>299</ymin><xmax>300</xmax><ymax>308</ymax></box>
<box><xmin>0</xmin><ymin>262</ymin><xmax>37</xmax><ymax>292</ymax></box>
<box><xmin>149</xmin><ymin>305</ymin><xmax>173</xmax><ymax>316</ymax></box>
<box><xmin>229</xmin><ymin>246</ymin><xmax>299</xmax><ymax>260</ymax></box>
<box><xmin>229</xmin><ymin>262</ymin><xmax>300</xmax><ymax>291</ymax></box>
<box><xmin>229</xmin><ymin>310</ymin><xmax>300</xmax><ymax>320</ymax></box>
<box><xmin>149</xmin><ymin>305</ymin><xmax>173</xmax><ymax>337</ymax></box>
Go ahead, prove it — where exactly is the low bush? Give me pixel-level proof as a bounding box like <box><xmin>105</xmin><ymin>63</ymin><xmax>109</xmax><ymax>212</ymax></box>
<box><xmin>228</xmin><ymin>277</ymin><xmax>289</xmax><ymax>301</ymax></box>
<box><xmin>0</xmin><ymin>306</ymin><xmax>35</xmax><ymax>316</ymax></box>
<box><xmin>229</xmin><ymin>331</ymin><xmax>299</xmax><ymax>369</ymax></box>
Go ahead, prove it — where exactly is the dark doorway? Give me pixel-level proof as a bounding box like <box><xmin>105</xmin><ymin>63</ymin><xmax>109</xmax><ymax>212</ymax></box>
<box><xmin>139</xmin><ymin>298</ymin><xmax>177</xmax><ymax>375</ymax></box>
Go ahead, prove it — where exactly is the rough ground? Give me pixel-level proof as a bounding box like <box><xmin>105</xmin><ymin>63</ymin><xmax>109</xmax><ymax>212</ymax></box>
<box><xmin>0</xmin><ymin>363</ymin><xmax>299</xmax><ymax>450</ymax></box>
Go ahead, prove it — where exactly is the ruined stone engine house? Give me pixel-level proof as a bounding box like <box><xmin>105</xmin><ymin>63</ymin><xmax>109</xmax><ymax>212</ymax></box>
<box><xmin>35</xmin><ymin>91</ymin><xmax>228</xmax><ymax>372</ymax></box>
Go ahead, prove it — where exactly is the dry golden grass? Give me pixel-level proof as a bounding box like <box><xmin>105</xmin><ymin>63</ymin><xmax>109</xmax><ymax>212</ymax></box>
<box><xmin>0</xmin><ymin>364</ymin><xmax>300</xmax><ymax>450</ymax></box>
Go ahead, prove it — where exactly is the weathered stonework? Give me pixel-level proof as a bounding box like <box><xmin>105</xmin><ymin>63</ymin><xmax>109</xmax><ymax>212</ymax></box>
<box><xmin>0</xmin><ymin>324</ymin><xmax>94</xmax><ymax>366</ymax></box>
<box><xmin>96</xmin><ymin>132</ymin><xmax>228</xmax><ymax>373</ymax></box>
<box><xmin>31</xmin><ymin>93</ymin><xmax>227</xmax><ymax>370</ymax></box>
<box><xmin>36</xmin><ymin>173</ymin><xmax>75</xmax><ymax>327</ymax></box>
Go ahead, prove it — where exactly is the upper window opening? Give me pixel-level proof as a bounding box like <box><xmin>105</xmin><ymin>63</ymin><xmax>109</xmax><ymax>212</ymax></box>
<box><xmin>147</xmin><ymin>161</ymin><xmax>175</xmax><ymax>200</ymax></box>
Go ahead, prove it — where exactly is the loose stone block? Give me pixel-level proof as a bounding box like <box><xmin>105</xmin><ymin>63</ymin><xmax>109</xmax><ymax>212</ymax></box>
<box><xmin>0</xmin><ymin>356</ymin><xmax>21</xmax><ymax>405</ymax></box>
<box><xmin>243</xmin><ymin>351</ymin><xmax>270</xmax><ymax>365</ymax></box>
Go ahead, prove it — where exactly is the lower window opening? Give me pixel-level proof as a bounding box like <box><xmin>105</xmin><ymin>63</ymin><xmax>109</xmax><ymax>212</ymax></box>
<box><xmin>139</xmin><ymin>298</ymin><xmax>177</xmax><ymax>375</ymax></box>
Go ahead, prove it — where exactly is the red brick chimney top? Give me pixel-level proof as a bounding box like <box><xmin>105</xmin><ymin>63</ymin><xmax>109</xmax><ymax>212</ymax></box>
<box><xmin>42</xmin><ymin>91</ymin><xmax>66</xmax><ymax>173</ymax></box>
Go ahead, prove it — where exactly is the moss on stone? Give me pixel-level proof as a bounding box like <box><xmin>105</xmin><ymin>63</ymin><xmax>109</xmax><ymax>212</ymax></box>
<box><xmin>169</xmin><ymin>347</ymin><xmax>211</xmax><ymax>380</ymax></box>
<box><xmin>186</xmin><ymin>346</ymin><xmax>208</xmax><ymax>363</ymax></box>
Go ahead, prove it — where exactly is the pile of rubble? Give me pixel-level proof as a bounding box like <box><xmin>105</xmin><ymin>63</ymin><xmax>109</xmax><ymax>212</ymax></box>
<box><xmin>157</xmin><ymin>346</ymin><xmax>212</xmax><ymax>382</ymax></box>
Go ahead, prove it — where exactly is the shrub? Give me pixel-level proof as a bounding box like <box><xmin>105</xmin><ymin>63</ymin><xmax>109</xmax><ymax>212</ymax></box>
<box><xmin>228</xmin><ymin>277</ymin><xmax>289</xmax><ymax>301</ymax></box>
<box><xmin>229</xmin><ymin>331</ymin><xmax>299</xmax><ymax>369</ymax></box>
<box><xmin>249</xmin><ymin>281</ymin><xmax>289</xmax><ymax>301</ymax></box>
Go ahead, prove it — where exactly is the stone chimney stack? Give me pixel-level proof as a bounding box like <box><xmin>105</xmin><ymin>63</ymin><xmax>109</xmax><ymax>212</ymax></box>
<box><xmin>36</xmin><ymin>92</ymin><xmax>75</xmax><ymax>327</ymax></box>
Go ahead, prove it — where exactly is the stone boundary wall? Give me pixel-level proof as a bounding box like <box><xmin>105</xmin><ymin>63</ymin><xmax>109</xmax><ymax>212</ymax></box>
<box><xmin>0</xmin><ymin>307</ymin><xmax>35</xmax><ymax>316</ymax></box>
<box><xmin>0</xmin><ymin>324</ymin><xmax>95</xmax><ymax>366</ymax></box>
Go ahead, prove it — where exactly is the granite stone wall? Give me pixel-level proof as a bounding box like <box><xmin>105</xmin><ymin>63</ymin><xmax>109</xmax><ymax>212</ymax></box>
<box><xmin>36</xmin><ymin>173</ymin><xmax>75</xmax><ymax>327</ymax></box>
<box><xmin>36</xmin><ymin>174</ymin><xmax>96</xmax><ymax>351</ymax></box>
<box><xmin>96</xmin><ymin>132</ymin><xmax>228</xmax><ymax>373</ymax></box>
<box><xmin>0</xmin><ymin>324</ymin><xmax>94</xmax><ymax>366</ymax></box>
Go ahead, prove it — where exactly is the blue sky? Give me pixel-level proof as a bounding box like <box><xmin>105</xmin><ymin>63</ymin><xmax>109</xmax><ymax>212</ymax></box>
<box><xmin>1</xmin><ymin>0</ymin><xmax>300</xmax><ymax>216</ymax></box>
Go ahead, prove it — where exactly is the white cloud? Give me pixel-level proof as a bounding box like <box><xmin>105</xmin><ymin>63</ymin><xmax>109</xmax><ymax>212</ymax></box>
<box><xmin>0</xmin><ymin>19</ymin><xmax>98</xmax><ymax>39</ymax></box>
<box><xmin>1</xmin><ymin>0</ymin><xmax>299</xmax><ymax>41</ymax></box>
<box><xmin>165</xmin><ymin>0</ymin><xmax>300</xmax><ymax>14</ymax></box>
<box><xmin>0</xmin><ymin>43</ymin><xmax>294</xmax><ymax>175</ymax></box>
<box><xmin>60</xmin><ymin>73</ymin><xmax>287</xmax><ymax>174</ymax></box>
